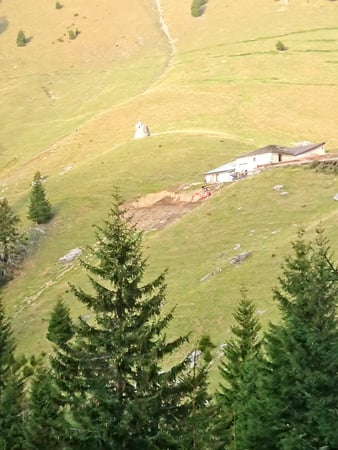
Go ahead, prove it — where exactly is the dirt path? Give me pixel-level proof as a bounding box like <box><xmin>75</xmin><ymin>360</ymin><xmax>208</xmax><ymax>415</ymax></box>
<box><xmin>141</xmin><ymin>0</ymin><xmax>176</xmax><ymax>93</ymax></box>
<box><xmin>155</xmin><ymin>0</ymin><xmax>176</xmax><ymax>55</ymax></box>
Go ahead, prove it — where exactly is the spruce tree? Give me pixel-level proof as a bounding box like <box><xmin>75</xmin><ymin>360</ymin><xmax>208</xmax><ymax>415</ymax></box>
<box><xmin>0</xmin><ymin>371</ymin><xmax>25</xmax><ymax>449</ymax></box>
<box><xmin>47</xmin><ymin>299</ymin><xmax>74</xmax><ymax>347</ymax></box>
<box><xmin>216</xmin><ymin>289</ymin><xmax>263</xmax><ymax>449</ymax></box>
<box><xmin>187</xmin><ymin>337</ymin><xmax>219</xmax><ymax>450</ymax></box>
<box><xmin>27</xmin><ymin>171</ymin><xmax>52</xmax><ymax>224</ymax></box>
<box><xmin>49</xmin><ymin>192</ymin><xmax>210</xmax><ymax>449</ymax></box>
<box><xmin>0</xmin><ymin>298</ymin><xmax>25</xmax><ymax>449</ymax></box>
<box><xmin>245</xmin><ymin>230</ymin><xmax>338</xmax><ymax>449</ymax></box>
<box><xmin>0</xmin><ymin>298</ymin><xmax>16</xmax><ymax>390</ymax></box>
<box><xmin>0</xmin><ymin>198</ymin><xmax>21</xmax><ymax>284</ymax></box>
<box><xmin>24</xmin><ymin>364</ymin><xmax>65</xmax><ymax>450</ymax></box>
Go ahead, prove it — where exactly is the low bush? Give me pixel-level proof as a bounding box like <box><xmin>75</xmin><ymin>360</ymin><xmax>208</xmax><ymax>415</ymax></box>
<box><xmin>68</xmin><ymin>28</ymin><xmax>80</xmax><ymax>40</ymax></box>
<box><xmin>191</xmin><ymin>0</ymin><xmax>208</xmax><ymax>17</ymax></box>
<box><xmin>16</xmin><ymin>30</ymin><xmax>27</xmax><ymax>47</ymax></box>
<box><xmin>276</xmin><ymin>40</ymin><xmax>288</xmax><ymax>51</ymax></box>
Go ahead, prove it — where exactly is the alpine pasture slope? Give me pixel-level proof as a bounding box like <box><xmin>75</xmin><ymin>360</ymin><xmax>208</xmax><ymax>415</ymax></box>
<box><xmin>1</xmin><ymin>0</ymin><xmax>338</xmax><ymax>373</ymax></box>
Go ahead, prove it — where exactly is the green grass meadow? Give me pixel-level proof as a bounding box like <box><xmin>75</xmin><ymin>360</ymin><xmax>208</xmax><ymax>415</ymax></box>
<box><xmin>1</xmin><ymin>0</ymin><xmax>338</xmax><ymax>380</ymax></box>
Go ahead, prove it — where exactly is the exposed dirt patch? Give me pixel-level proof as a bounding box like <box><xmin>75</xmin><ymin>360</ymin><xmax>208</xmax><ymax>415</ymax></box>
<box><xmin>125</xmin><ymin>184</ymin><xmax>218</xmax><ymax>231</ymax></box>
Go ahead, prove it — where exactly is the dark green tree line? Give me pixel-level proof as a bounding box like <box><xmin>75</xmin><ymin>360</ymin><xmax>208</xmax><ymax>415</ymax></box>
<box><xmin>2</xmin><ymin>200</ymin><xmax>338</xmax><ymax>449</ymax></box>
<box><xmin>24</xmin><ymin>364</ymin><xmax>66</xmax><ymax>450</ymax></box>
<box><xmin>259</xmin><ymin>230</ymin><xmax>338</xmax><ymax>449</ymax></box>
<box><xmin>217</xmin><ymin>230</ymin><xmax>338</xmax><ymax>450</ymax></box>
<box><xmin>0</xmin><ymin>298</ymin><xmax>25</xmax><ymax>449</ymax></box>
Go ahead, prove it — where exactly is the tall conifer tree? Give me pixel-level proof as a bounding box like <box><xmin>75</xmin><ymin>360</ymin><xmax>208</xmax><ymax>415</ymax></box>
<box><xmin>0</xmin><ymin>298</ymin><xmax>16</xmax><ymax>389</ymax></box>
<box><xmin>47</xmin><ymin>299</ymin><xmax>74</xmax><ymax>347</ymax></box>
<box><xmin>24</xmin><ymin>365</ymin><xmax>65</xmax><ymax>450</ymax></box>
<box><xmin>244</xmin><ymin>230</ymin><xmax>338</xmax><ymax>449</ymax></box>
<box><xmin>0</xmin><ymin>198</ymin><xmax>21</xmax><ymax>284</ymax></box>
<box><xmin>181</xmin><ymin>336</ymin><xmax>218</xmax><ymax>449</ymax></box>
<box><xmin>0</xmin><ymin>371</ymin><xmax>25</xmax><ymax>449</ymax></box>
<box><xmin>216</xmin><ymin>290</ymin><xmax>263</xmax><ymax>449</ymax></box>
<box><xmin>0</xmin><ymin>298</ymin><xmax>25</xmax><ymax>449</ymax></box>
<box><xmin>27</xmin><ymin>171</ymin><xmax>52</xmax><ymax>224</ymax></box>
<box><xmin>49</xmin><ymin>192</ymin><xmax>209</xmax><ymax>449</ymax></box>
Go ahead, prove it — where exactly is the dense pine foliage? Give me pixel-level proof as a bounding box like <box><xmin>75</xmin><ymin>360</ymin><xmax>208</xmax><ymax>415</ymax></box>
<box><xmin>47</xmin><ymin>299</ymin><xmax>74</xmax><ymax>347</ymax></box>
<box><xmin>241</xmin><ymin>230</ymin><xmax>338</xmax><ymax>450</ymax></box>
<box><xmin>0</xmin><ymin>298</ymin><xmax>25</xmax><ymax>449</ymax></box>
<box><xmin>216</xmin><ymin>290</ymin><xmax>263</xmax><ymax>449</ymax></box>
<box><xmin>1</xmin><ymin>203</ymin><xmax>338</xmax><ymax>449</ymax></box>
<box><xmin>0</xmin><ymin>198</ymin><xmax>21</xmax><ymax>285</ymax></box>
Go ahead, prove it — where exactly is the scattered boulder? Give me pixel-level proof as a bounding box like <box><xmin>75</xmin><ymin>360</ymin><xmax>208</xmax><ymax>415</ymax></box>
<box><xmin>273</xmin><ymin>185</ymin><xmax>284</xmax><ymax>191</ymax></box>
<box><xmin>134</xmin><ymin>121</ymin><xmax>150</xmax><ymax>139</ymax></box>
<box><xmin>59</xmin><ymin>165</ymin><xmax>72</xmax><ymax>175</ymax></box>
<box><xmin>59</xmin><ymin>248</ymin><xmax>82</xmax><ymax>264</ymax></box>
<box><xmin>333</xmin><ymin>193</ymin><xmax>338</xmax><ymax>201</ymax></box>
<box><xmin>230</xmin><ymin>251</ymin><xmax>251</xmax><ymax>266</ymax></box>
<box><xmin>199</xmin><ymin>267</ymin><xmax>222</xmax><ymax>282</ymax></box>
<box><xmin>280</xmin><ymin>191</ymin><xmax>288</xmax><ymax>196</ymax></box>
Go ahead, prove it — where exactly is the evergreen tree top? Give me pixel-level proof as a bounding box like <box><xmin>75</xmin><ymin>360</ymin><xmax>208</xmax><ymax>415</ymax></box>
<box><xmin>258</xmin><ymin>229</ymin><xmax>338</xmax><ymax>449</ymax></box>
<box><xmin>0</xmin><ymin>198</ymin><xmax>20</xmax><ymax>242</ymax></box>
<box><xmin>48</xmin><ymin>191</ymin><xmax>210</xmax><ymax>448</ymax></box>
<box><xmin>273</xmin><ymin>228</ymin><xmax>338</xmax><ymax>328</ymax></box>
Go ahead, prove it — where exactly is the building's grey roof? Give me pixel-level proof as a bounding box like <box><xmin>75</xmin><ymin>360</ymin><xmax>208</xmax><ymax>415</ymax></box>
<box><xmin>284</xmin><ymin>142</ymin><xmax>325</xmax><ymax>156</ymax></box>
<box><xmin>204</xmin><ymin>161</ymin><xmax>236</xmax><ymax>175</ymax></box>
<box><xmin>237</xmin><ymin>142</ymin><xmax>325</xmax><ymax>159</ymax></box>
<box><xmin>238</xmin><ymin>145</ymin><xmax>287</xmax><ymax>158</ymax></box>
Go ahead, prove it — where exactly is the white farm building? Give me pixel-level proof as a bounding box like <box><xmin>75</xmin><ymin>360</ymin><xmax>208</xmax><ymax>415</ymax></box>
<box><xmin>204</xmin><ymin>142</ymin><xmax>325</xmax><ymax>184</ymax></box>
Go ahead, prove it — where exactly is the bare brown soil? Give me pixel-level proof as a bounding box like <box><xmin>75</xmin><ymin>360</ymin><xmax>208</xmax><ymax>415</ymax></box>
<box><xmin>125</xmin><ymin>185</ymin><xmax>217</xmax><ymax>231</ymax></box>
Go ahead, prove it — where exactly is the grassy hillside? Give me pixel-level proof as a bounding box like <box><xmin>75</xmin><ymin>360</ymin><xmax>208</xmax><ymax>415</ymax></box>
<box><xmin>1</xmin><ymin>0</ymin><xmax>338</xmax><ymax>379</ymax></box>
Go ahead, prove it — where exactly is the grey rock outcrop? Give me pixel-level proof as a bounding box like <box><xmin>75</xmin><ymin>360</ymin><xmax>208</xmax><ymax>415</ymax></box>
<box><xmin>59</xmin><ymin>248</ymin><xmax>82</xmax><ymax>264</ymax></box>
<box><xmin>230</xmin><ymin>251</ymin><xmax>251</xmax><ymax>266</ymax></box>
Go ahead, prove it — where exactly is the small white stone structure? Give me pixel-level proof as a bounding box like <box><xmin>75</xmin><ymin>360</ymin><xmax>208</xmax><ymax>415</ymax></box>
<box><xmin>134</xmin><ymin>121</ymin><xmax>150</xmax><ymax>139</ymax></box>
